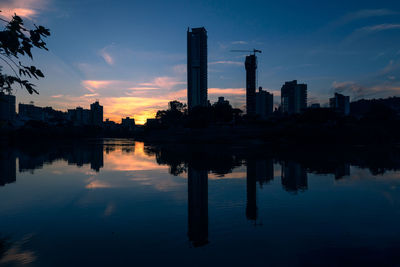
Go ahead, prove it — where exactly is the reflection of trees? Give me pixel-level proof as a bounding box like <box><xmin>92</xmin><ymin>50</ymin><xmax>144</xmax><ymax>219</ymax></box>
<box><xmin>145</xmin><ymin>144</ymin><xmax>242</xmax><ymax>177</ymax></box>
<box><xmin>146</xmin><ymin>143</ymin><xmax>400</xmax><ymax>189</ymax></box>
<box><xmin>9</xmin><ymin>141</ymin><xmax>106</xmax><ymax>173</ymax></box>
<box><xmin>0</xmin><ymin>150</ymin><xmax>16</xmax><ymax>186</ymax></box>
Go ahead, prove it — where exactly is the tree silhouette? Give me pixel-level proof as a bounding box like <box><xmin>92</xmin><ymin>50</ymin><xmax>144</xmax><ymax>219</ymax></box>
<box><xmin>0</xmin><ymin>11</ymin><xmax>50</xmax><ymax>94</ymax></box>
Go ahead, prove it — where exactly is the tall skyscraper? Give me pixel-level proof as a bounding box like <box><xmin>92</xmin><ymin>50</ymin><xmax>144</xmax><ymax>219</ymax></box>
<box><xmin>187</xmin><ymin>27</ymin><xmax>208</xmax><ymax>110</ymax></box>
<box><xmin>281</xmin><ymin>80</ymin><xmax>307</xmax><ymax>114</ymax></box>
<box><xmin>245</xmin><ymin>55</ymin><xmax>257</xmax><ymax>115</ymax></box>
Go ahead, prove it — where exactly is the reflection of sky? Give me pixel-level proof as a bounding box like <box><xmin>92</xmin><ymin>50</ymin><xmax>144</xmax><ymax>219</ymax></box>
<box><xmin>2</xmin><ymin>143</ymin><xmax>400</xmax><ymax>264</ymax></box>
<box><xmin>1</xmin><ymin>1</ymin><xmax>400</xmax><ymax>123</ymax></box>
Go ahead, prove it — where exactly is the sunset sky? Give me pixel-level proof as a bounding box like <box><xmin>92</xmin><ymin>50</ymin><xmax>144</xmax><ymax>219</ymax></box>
<box><xmin>1</xmin><ymin>0</ymin><xmax>400</xmax><ymax>124</ymax></box>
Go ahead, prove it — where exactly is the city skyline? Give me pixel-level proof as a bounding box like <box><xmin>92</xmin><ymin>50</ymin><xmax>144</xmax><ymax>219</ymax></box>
<box><xmin>1</xmin><ymin>0</ymin><xmax>400</xmax><ymax>123</ymax></box>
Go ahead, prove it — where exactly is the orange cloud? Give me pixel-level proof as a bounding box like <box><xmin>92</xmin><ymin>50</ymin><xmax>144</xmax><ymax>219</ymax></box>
<box><xmin>209</xmin><ymin>88</ymin><xmax>245</xmax><ymax>95</ymax></box>
<box><xmin>0</xmin><ymin>0</ymin><xmax>47</xmax><ymax>19</ymax></box>
<box><xmin>99</xmin><ymin>48</ymin><xmax>114</xmax><ymax>65</ymax></box>
<box><xmin>86</xmin><ymin>180</ymin><xmax>113</xmax><ymax>189</ymax></box>
<box><xmin>82</xmin><ymin>80</ymin><xmax>120</xmax><ymax>91</ymax></box>
<box><xmin>139</xmin><ymin>76</ymin><xmax>185</xmax><ymax>90</ymax></box>
<box><xmin>104</xmin><ymin>143</ymin><xmax>166</xmax><ymax>171</ymax></box>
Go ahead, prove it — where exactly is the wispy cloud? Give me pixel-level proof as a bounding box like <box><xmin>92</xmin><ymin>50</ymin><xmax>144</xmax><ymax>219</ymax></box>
<box><xmin>99</xmin><ymin>46</ymin><xmax>115</xmax><ymax>66</ymax></box>
<box><xmin>209</xmin><ymin>61</ymin><xmax>243</xmax><ymax>66</ymax></box>
<box><xmin>330</xmin><ymin>9</ymin><xmax>398</xmax><ymax>28</ymax></box>
<box><xmin>138</xmin><ymin>76</ymin><xmax>185</xmax><ymax>90</ymax></box>
<box><xmin>51</xmin><ymin>94</ymin><xmax>63</xmax><ymax>98</ymax></box>
<box><xmin>332</xmin><ymin>81</ymin><xmax>400</xmax><ymax>100</ymax></box>
<box><xmin>0</xmin><ymin>0</ymin><xmax>48</xmax><ymax>19</ymax></box>
<box><xmin>344</xmin><ymin>24</ymin><xmax>400</xmax><ymax>43</ymax></box>
<box><xmin>0</xmin><ymin>234</ymin><xmax>36</xmax><ymax>265</ymax></box>
<box><xmin>232</xmin><ymin>40</ymin><xmax>248</xmax><ymax>45</ymax></box>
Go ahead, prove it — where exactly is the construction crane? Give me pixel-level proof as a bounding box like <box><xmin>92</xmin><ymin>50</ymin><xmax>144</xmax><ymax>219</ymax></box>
<box><xmin>230</xmin><ymin>49</ymin><xmax>262</xmax><ymax>55</ymax></box>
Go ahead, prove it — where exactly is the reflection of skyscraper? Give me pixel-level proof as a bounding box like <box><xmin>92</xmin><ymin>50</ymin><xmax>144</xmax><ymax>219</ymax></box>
<box><xmin>281</xmin><ymin>161</ymin><xmax>308</xmax><ymax>192</ymax></box>
<box><xmin>90</xmin><ymin>144</ymin><xmax>104</xmax><ymax>172</ymax></box>
<box><xmin>246</xmin><ymin>160</ymin><xmax>257</xmax><ymax>221</ymax></box>
<box><xmin>0</xmin><ymin>150</ymin><xmax>16</xmax><ymax>186</ymax></box>
<box><xmin>187</xmin><ymin>27</ymin><xmax>208</xmax><ymax>110</ymax></box>
<box><xmin>255</xmin><ymin>159</ymin><xmax>274</xmax><ymax>187</ymax></box>
<box><xmin>335</xmin><ymin>164</ymin><xmax>350</xmax><ymax>180</ymax></box>
<box><xmin>188</xmin><ymin>166</ymin><xmax>209</xmax><ymax>247</ymax></box>
<box><xmin>246</xmin><ymin>159</ymin><xmax>274</xmax><ymax>221</ymax></box>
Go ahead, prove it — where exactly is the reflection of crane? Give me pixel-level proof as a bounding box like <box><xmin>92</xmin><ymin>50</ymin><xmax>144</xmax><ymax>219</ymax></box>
<box><xmin>230</xmin><ymin>49</ymin><xmax>262</xmax><ymax>55</ymax></box>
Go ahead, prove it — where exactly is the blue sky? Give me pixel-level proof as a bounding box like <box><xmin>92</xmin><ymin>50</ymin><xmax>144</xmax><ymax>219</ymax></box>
<box><xmin>1</xmin><ymin>0</ymin><xmax>400</xmax><ymax>123</ymax></box>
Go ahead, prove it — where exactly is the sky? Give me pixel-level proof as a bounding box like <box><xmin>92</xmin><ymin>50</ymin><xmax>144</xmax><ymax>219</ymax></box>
<box><xmin>1</xmin><ymin>0</ymin><xmax>400</xmax><ymax>124</ymax></box>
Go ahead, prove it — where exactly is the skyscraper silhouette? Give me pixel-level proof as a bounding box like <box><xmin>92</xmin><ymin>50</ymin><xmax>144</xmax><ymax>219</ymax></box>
<box><xmin>187</xmin><ymin>27</ymin><xmax>208</xmax><ymax>110</ymax></box>
<box><xmin>281</xmin><ymin>80</ymin><xmax>307</xmax><ymax>114</ymax></box>
<box><xmin>245</xmin><ymin>55</ymin><xmax>257</xmax><ymax>115</ymax></box>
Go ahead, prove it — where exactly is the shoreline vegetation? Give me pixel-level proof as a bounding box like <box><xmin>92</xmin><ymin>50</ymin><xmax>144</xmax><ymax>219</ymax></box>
<box><xmin>2</xmin><ymin>97</ymin><xmax>400</xmax><ymax>145</ymax></box>
<box><xmin>3</xmin><ymin>90</ymin><xmax>399</xmax><ymax>146</ymax></box>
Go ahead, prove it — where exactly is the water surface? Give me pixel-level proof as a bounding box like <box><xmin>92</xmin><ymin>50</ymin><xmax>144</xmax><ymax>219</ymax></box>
<box><xmin>1</xmin><ymin>139</ymin><xmax>400</xmax><ymax>266</ymax></box>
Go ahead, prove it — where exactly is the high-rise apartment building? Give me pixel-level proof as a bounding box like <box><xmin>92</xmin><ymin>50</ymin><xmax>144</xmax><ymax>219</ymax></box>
<box><xmin>245</xmin><ymin>55</ymin><xmax>257</xmax><ymax>115</ymax></box>
<box><xmin>281</xmin><ymin>80</ymin><xmax>307</xmax><ymax>114</ymax></box>
<box><xmin>90</xmin><ymin>101</ymin><xmax>103</xmax><ymax>126</ymax></box>
<box><xmin>187</xmin><ymin>27</ymin><xmax>208</xmax><ymax>110</ymax></box>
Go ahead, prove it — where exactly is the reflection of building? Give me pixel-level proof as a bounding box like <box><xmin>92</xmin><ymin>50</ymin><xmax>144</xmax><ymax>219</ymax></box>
<box><xmin>255</xmin><ymin>159</ymin><xmax>274</xmax><ymax>186</ymax></box>
<box><xmin>188</xmin><ymin>166</ymin><xmax>209</xmax><ymax>247</ymax></box>
<box><xmin>187</xmin><ymin>27</ymin><xmax>208</xmax><ymax>110</ymax></box>
<box><xmin>0</xmin><ymin>150</ymin><xmax>16</xmax><ymax>186</ymax></box>
<box><xmin>281</xmin><ymin>161</ymin><xmax>308</xmax><ymax>192</ymax></box>
<box><xmin>246</xmin><ymin>159</ymin><xmax>274</xmax><ymax>221</ymax></box>
<box><xmin>89</xmin><ymin>145</ymin><xmax>104</xmax><ymax>172</ymax></box>
<box><xmin>255</xmin><ymin>87</ymin><xmax>273</xmax><ymax>119</ymax></box>
<box><xmin>0</xmin><ymin>92</ymin><xmax>16</xmax><ymax>122</ymax></box>
<box><xmin>335</xmin><ymin>164</ymin><xmax>350</xmax><ymax>180</ymax></box>
<box><xmin>245</xmin><ymin>55</ymin><xmax>257</xmax><ymax>115</ymax></box>
<box><xmin>246</xmin><ymin>160</ymin><xmax>257</xmax><ymax>221</ymax></box>
<box><xmin>281</xmin><ymin>80</ymin><xmax>307</xmax><ymax>114</ymax></box>
<box><xmin>330</xmin><ymin>93</ymin><xmax>350</xmax><ymax>116</ymax></box>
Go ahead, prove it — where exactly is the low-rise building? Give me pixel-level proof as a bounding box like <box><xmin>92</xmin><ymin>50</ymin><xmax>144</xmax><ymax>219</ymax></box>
<box><xmin>0</xmin><ymin>92</ymin><xmax>16</xmax><ymax>122</ymax></box>
<box><xmin>255</xmin><ymin>87</ymin><xmax>273</xmax><ymax>119</ymax></box>
<box><xmin>121</xmin><ymin>117</ymin><xmax>135</xmax><ymax>130</ymax></box>
<box><xmin>330</xmin><ymin>93</ymin><xmax>350</xmax><ymax>115</ymax></box>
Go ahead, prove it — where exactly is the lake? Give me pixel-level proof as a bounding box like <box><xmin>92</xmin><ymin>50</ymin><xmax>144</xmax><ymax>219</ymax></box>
<box><xmin>1</xmin><ymin>139</ymin><xmax>400</xmax><ymax>266</ymax></box>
